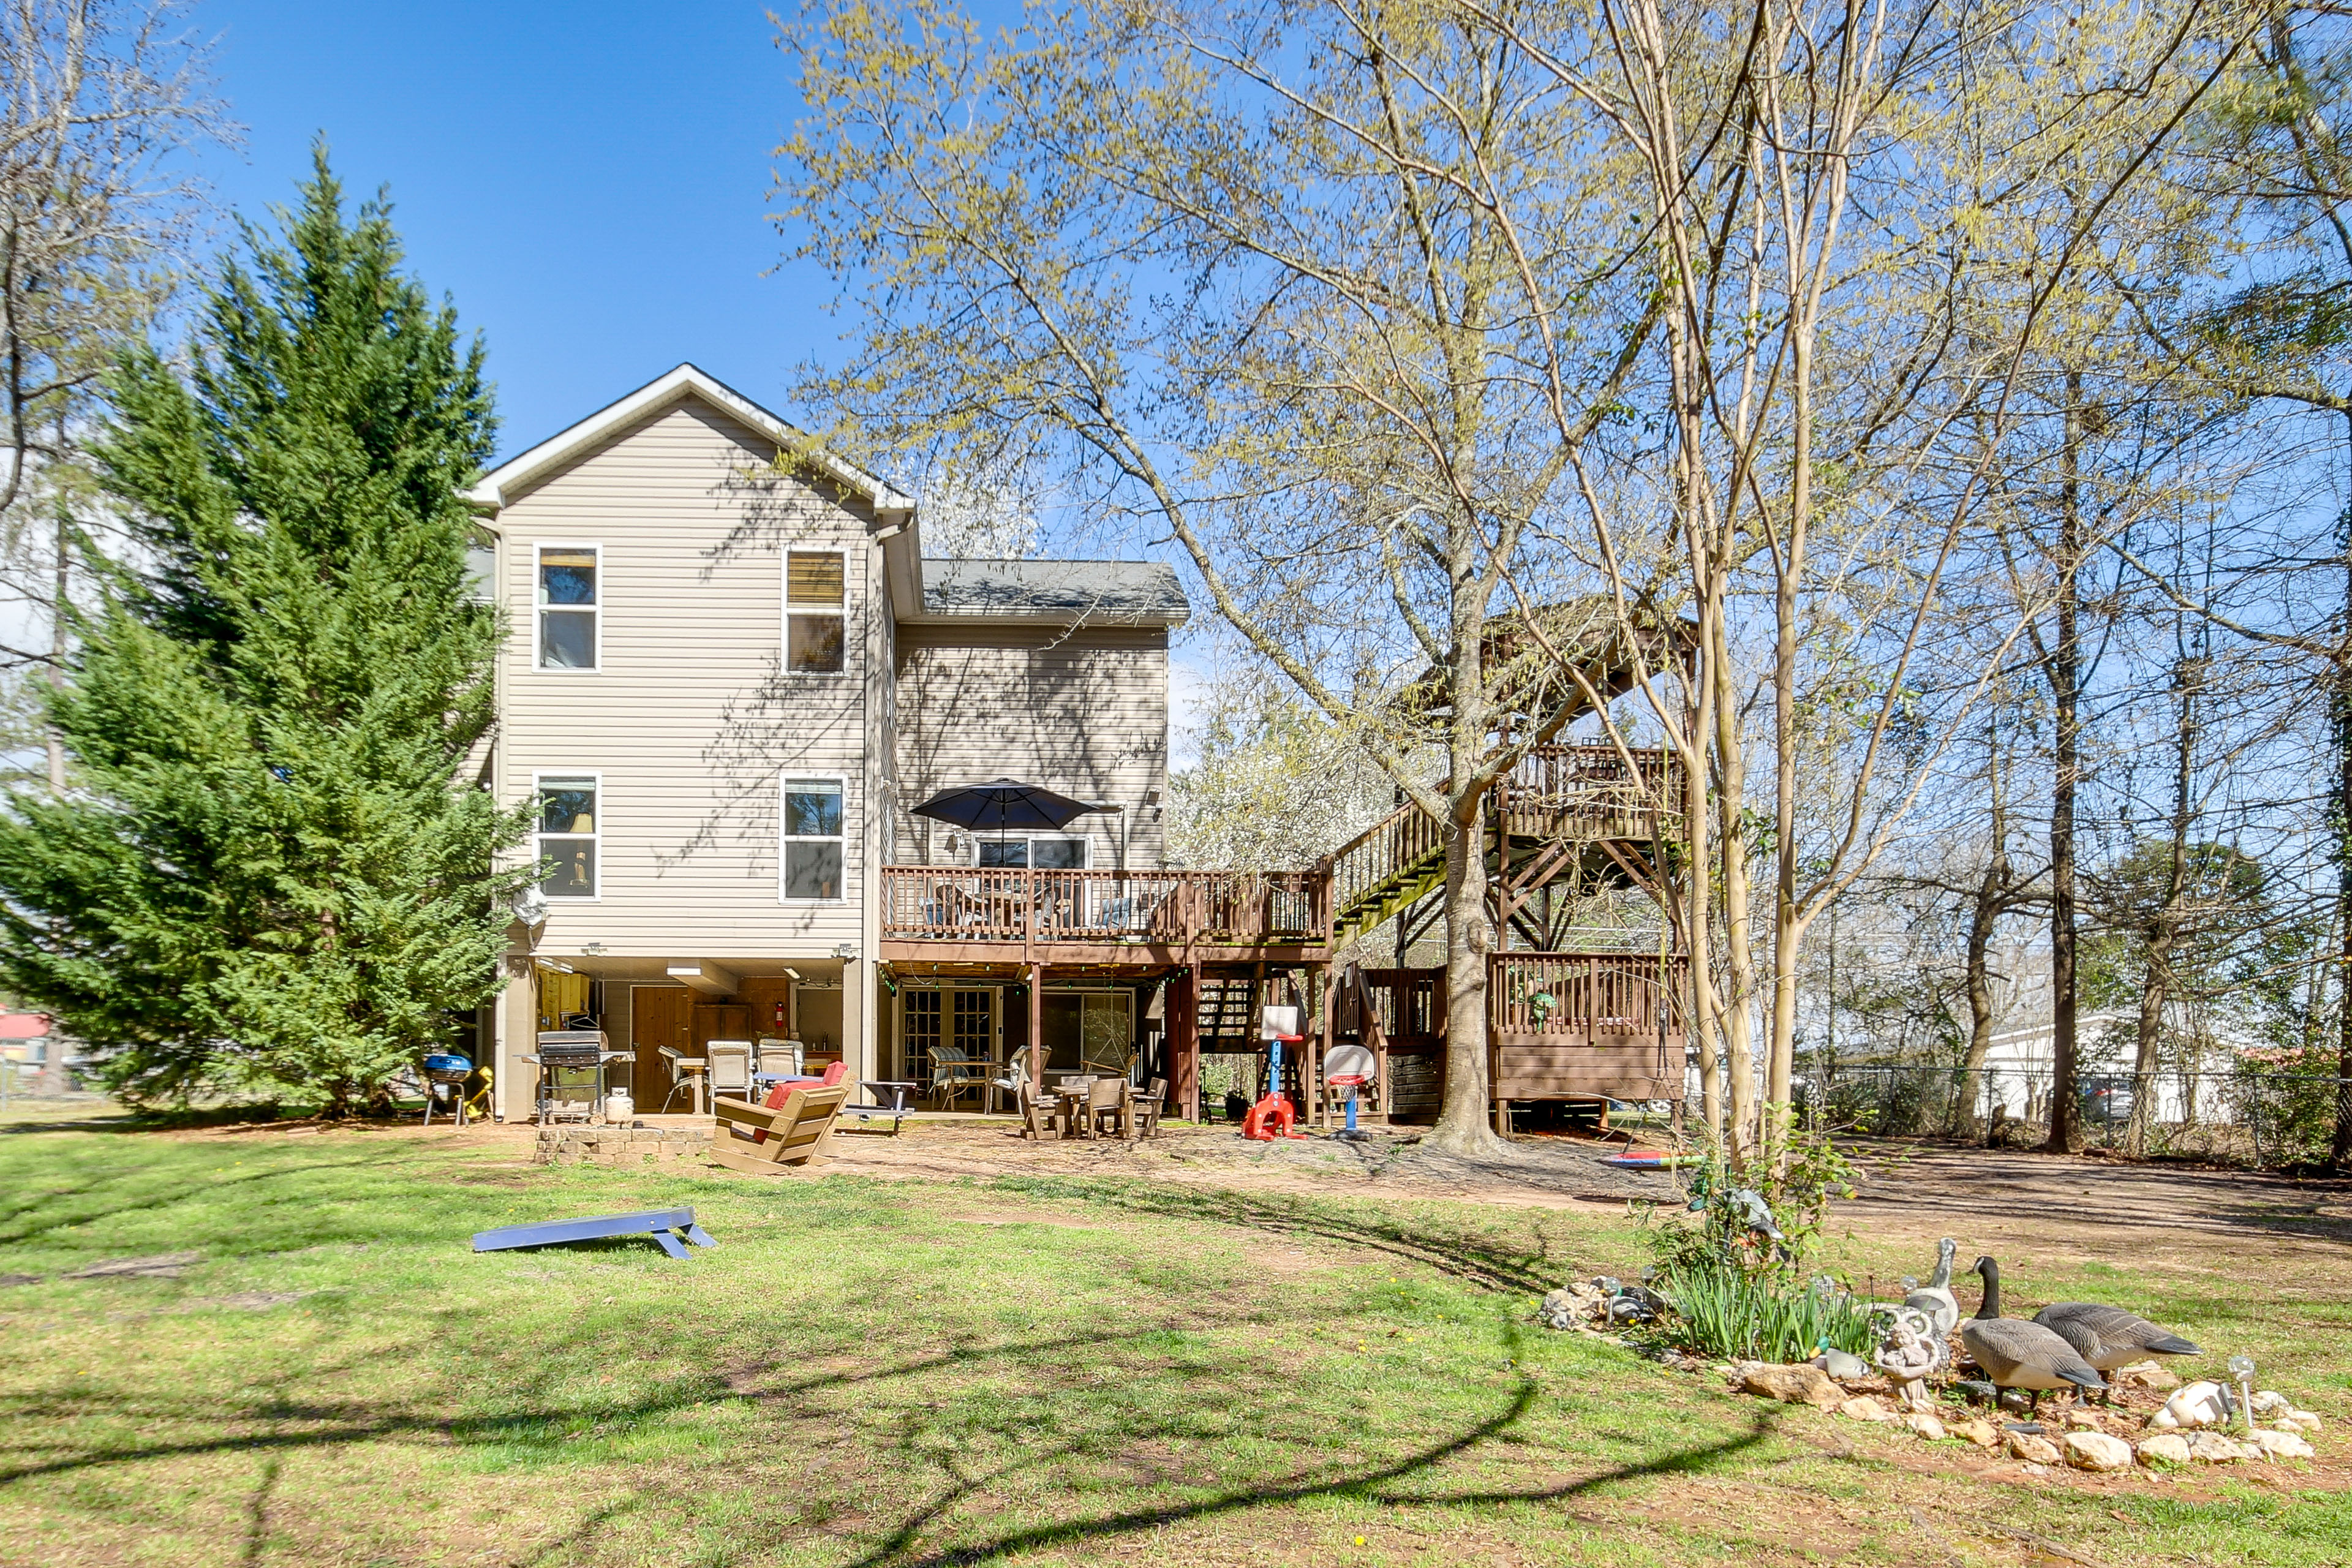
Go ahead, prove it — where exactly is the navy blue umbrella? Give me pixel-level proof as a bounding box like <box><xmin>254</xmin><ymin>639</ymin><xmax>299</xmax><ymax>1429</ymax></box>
<box><xmin>909</xmin><ymin>778</ymin><xmax>1105</xmax><ymax>834</ymax></box>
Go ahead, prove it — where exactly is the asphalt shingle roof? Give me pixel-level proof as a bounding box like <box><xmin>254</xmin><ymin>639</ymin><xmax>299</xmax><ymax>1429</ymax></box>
<box><xmin>921</xmin><ymin>558</ymin><xmax>1189</xmax><ymax>624</ymax></box>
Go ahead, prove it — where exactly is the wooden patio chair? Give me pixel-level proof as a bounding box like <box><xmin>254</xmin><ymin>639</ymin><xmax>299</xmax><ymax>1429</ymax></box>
<box><xmin>707</xmin><ymin>1082</ymin><xmax>850</xmax><ymax>1174</ymax></box>
<box><xmin>1017</xmin><ymin>1077</ymin><xmax>1060</xmax><ymax>1140</ymax></box>
<box><xmin>1129</xmin><ymin>1076</ymin><xmax>1167</xmax><ymax>1140</ymax></box>
<box><xmin>1081</xmin><ymin>1077</ymin><xmax>1129</xmax><ymax>1140</ymax></box>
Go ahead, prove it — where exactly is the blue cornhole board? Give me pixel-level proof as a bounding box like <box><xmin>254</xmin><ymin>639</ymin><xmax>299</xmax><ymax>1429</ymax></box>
<box><xmin>471</xmin><ymin>1207</ymin><xmax>716</xmax><ymax>1261</ymax></box>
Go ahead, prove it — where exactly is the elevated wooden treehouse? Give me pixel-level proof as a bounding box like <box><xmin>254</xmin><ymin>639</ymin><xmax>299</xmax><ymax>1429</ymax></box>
<box><xmin>1321</xmin><ymin>741</ymin><xmax>1689</xmax><ymax>1128</ymax></box>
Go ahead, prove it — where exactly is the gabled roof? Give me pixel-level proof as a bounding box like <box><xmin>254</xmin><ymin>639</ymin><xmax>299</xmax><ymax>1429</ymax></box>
<box><xmin>909</xmin><ymin>558</ymin><xmax>1189</xmax><ymax>627</ymax></box>
<box><xmin>466</xmin><ymin>363</ymin><xmax>914</xmax><ymax>514</ymax></box>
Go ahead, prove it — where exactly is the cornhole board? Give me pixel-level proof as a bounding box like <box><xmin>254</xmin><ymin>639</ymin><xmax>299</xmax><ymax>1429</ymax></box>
<box><xmin>470</xmin><ymin>1207</ymin><xmax>715</xmax><ymax>1261</ymax></box>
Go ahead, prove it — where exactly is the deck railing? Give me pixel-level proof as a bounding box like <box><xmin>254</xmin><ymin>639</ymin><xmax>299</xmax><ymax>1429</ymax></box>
<box><xmin>881</xmin><ymin>866</ymin><xmax>1326</xmax><ymax>947</ymax></box>
<box><xmin>1488</xmin><ymin>951</ymin><xmax>1686</xmax><ymax>1035</ymax></box>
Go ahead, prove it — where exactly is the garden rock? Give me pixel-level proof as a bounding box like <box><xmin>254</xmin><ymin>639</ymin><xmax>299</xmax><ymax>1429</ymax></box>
<box><xmin>1837</xmin><ymin>1395</ymin><xmax>1894</xmax><ymax>1423</ymax></box>
<box><xmin>1537</xmin><ymin>1285</ymin><xmax>1603</xmax><ymax>1331</ymax></box>
<box><xmin>2184</xmin><ymin>1432</ymin><xmax>2249</xmax><ymax>1463</ymax></box>
<box><xmin>2147</xmin><ymin>1381</ymin><xmax>2229</xmax><ymax>1431</ymax></box>
<box><xmin>1740</xmin><ymin>1363</ymin><xmax>1843</xmax><ymax>1410</ymax></box>
<box><xmin>2135</xmin><ymin>1434</ymin><xmax>2193</xmax><ymax>1466</ymax></box>
<box><xmin>2007</xmin><ymin>1433</ymin><xmax>2061</xmax><ymax>1464</ymax></box>
<box><xmin>2250</xmin><ymin>1390</ymin><xmax>2291</xmax><ymax>1419</ymax></box>
<box><xmin>2274</xmin><ymin>1410</ymin><xmax>2323</xmax><ymax>1434</ymax></box>
<box><xmin>1903</xmin><ymin>1412</ymin><xmax>1947</xmax><ymax>1441</ymax></box>
<box><xmin>2246</xmin><ymin>1429</ymin><xmax>2316</xmax><ymax>1460</ymax></box>
<box><xmin>2065</xmin><ymin>1410</ymin><xmax>2103</xmax><ymax>1430</ymax></box>
<box><xmin>2064</xmin><ymin>1431</ymin><xmax>2133</xmax><ymax>1472</ymax></box>
<box><xmin>1953</xmin><ymin>1417</ymin><xmax>2002</xmax><ymax>1448</ymax></box>
<box><xmin>2115</xmin><ymin>1360</ymin><xmax>2180</xmax><ymax>1392</ymax></box>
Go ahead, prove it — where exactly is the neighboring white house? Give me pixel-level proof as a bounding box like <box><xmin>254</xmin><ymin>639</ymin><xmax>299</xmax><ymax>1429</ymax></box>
<box><xmin>470</xmin><ymin>364</ymin><xmax>1189</xmax><ymax>1120</ymax></box>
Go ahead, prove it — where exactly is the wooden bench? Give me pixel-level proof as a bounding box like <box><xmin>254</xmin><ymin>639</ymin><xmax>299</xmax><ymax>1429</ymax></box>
<box><xmin>707</xmin><ymin>1083</ymin><xmax>850</xmax><ymax>1174</ymax></box>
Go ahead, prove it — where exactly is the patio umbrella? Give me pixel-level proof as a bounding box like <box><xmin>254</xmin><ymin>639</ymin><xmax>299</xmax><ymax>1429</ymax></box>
<box><xmin>908</xmin><ymin>778</ymin><xmax>1109</xmax><ymax>846</ymax></box>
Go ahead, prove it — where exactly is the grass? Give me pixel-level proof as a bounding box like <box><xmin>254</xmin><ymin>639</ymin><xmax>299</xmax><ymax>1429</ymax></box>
<box><xmin>0</xmin><ymin>1109</ymin><xmax>2343</xmax><ymax>1566</ymax></box>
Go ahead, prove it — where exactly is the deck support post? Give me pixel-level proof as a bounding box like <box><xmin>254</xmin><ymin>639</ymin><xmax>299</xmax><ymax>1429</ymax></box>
<box><xmin>1173</xmin><ymin>963</ymin><xmax>1200</xmax><ymax>1122</ymax></box>
<box><xmin>1314</xmin><ymin>964</ymin><xmax>1333</xmax><ymax>1128</ymax></box>
<box><xmin>1028</xmin><ymin>962</ymin><xmax>1044</xmax><ymax>1099</ymax></box>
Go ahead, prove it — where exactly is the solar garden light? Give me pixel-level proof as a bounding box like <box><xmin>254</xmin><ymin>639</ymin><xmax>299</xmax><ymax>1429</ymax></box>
<box><xmin>2228</xmin><ymin>1355</ymin><xmax>2256</xmax><ymax>1433</ymax></box>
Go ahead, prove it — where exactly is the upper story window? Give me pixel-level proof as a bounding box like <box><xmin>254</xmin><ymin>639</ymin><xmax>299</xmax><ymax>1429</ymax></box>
<box><xmin>786</xmin><ymin>550</ymin><xmax>845</xmax><ymax>674</ymax></box>
<box><xmin>783</xmin><ymin>777</ymin><xmax>845</xmax><ymax>901</ymax></box>
<box><xmin>978</xmin><ymin>835</ymin><xmax>1088</xmax><ymax>870</ymax></box>
<box><xmin>537</xmin><ymin>545</ymin><xmax>600</xmax><ymax>669</ymax></box>
<box><xmin>536</xmin><ymin>775</ymin><xmax>600</xmax><ymax>899</ymax></box>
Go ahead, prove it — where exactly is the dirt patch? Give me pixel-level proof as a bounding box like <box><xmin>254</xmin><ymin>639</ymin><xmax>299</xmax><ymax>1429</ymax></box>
<box><xmin>61</xmin><ymin>1252</ymin><xmax>202</xmax><ymax>1280</ymax></box>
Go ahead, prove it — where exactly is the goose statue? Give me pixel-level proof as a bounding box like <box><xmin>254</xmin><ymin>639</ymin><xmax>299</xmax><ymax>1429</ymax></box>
<box><xmin>2030</xmin><ymin>1300</ymin><xmax>2202</xmax><ymax>1403</ymax></box>
<box><xmin>1904</xmin><ymin>1238</ymin><xmax>1960</xmax><ymax>1338</ymax></box>
<box><xmin>1958</xmin><ymin>1256</ymin><xmax>2105</xmax><ymax>1415</ymax></box>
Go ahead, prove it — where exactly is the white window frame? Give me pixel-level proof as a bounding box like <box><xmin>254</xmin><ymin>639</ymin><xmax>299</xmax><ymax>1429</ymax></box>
<box><xmin>535</xmin><ymin>541</ymin><xmax>603</xmax><ymax>673</ymax></box>
<box><xmin>779</xmin><ymin>773</ymin><xmax>849</xmax><ymax>903</ymax></box>
<box><xmin>783</xmin><ymin>546</ymin><xmax>849</xmax><ymax>677</ymax></box>
<box><xmin>532</xmin><ymin>771</ymin><xmax>603</xmax><ymax>903</ymax></box>
<box><xmin>975</xmin><ymin>834</ymin><xmax>1090</xmax><ymax>870</ymax></box>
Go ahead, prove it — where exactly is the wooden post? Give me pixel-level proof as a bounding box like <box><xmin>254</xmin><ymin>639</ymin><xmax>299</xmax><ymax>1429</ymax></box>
<box><xmin>1314</xmin><ymin>964</ymin><xmax>1334</xmax><ymax>1128</ymax></box>
<box><xmin>1172</xmin><ymin>964</ymin><xmax>1200</xmax><ymax>1121</ymax></box>
<box><xmin>1028</xmin><ymin>962</ymin><xmax>1045</xmax><ymax>1098</ymax></box>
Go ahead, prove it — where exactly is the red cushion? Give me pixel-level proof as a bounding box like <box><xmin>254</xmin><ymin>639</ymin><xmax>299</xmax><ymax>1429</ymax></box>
<box><xmin>750</xmin><ymin>1062</ymin><xmax>846</xmax><ymax>1144</ymax></box>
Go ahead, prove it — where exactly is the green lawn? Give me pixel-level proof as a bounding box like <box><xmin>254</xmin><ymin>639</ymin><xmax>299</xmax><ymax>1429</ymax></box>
<box><xmin>0</xmin><ymin>1111</ymin><xmax>2343</xmax><ymax>1567</ymax></box>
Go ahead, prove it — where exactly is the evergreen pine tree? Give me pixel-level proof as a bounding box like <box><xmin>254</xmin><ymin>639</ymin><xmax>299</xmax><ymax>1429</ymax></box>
<box><xmin>0</xmin><ymin>151</ymin><xmax>527</xmax><ymax>1112</ymax></box>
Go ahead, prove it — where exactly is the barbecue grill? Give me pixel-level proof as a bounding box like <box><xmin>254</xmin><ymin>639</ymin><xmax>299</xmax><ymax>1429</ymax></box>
<box><xmin>421</xmin><ymin>1053</ymin><xmax>473</xmax><ymax>1128</ymax></box>
<box><xmin>524</xmin><ymin>1030</ymin><xmax>635</xmax><ymax>1125</ymax></box>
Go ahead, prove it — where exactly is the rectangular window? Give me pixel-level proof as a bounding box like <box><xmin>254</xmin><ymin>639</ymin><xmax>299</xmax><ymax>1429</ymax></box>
<box><xmin>537</xmin><ymin>545</ymin><xmax>600</xmax><ymax>669</ymax></box>
<box><xmin>782</xmin><ymin>777</ymin><xmax>845</xmax><ymax>900</ymax></box>
<box><xmin>535</xmin><ymin>775</ymin><xmax>600</xmax><ymax>899</ymax></box>
<box><xmin>786</xmin><ymin>550</ymin><xmax>846</xmax><ymax>674</ymax></box>
<box><xmin>977</xmin><ymin>835</ymin><xmax>1088</xmax><ymax>869</ymax></box>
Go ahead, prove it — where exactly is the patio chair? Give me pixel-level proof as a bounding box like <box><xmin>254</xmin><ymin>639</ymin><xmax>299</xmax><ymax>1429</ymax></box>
<box><xmin>706</xmin><ymin>1042</ymin><xmax>753</xmax><ymax>1104</ymax></box>
<box><xmin>929</xmin><ymin>1046</ymin><xmax>991</xmax><ymax>1111</ymax></box>
<box><xmin>1081</xmin><ymin>1077</ymin><xmax>1129</xmax><ymax>1140</ymax></box>
<box><xmin>657</xmin><ymin>1046</ymin><xmax>707</xmax><ymax>1114</ymax></box>
<box><xmin>989</xmin><ymin>1047</ymin><xmax>1033</xmax><ymax>1115</ymax></box>
<box><xmin>709</xmin><ymin>1082</ymin><xmax>850</xmax><ymax>1174</ymax></box>
<box><xmin>1016</xmin><ymin>1077</ymin><xmax>1060</xmax><ymax>1140</ymax></box>
<box><xmin>1130</xmin><ymin>1076</ymin><xmax>1167</xmax><ymax>1140</ymax></box>
<box><xmin>757</xmin><ymin>1038</ymin><xmax>805</xmax><ymax>1078</ymax></box>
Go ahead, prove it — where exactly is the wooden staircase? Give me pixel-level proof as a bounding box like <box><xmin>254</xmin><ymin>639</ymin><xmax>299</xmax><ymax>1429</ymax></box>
<box><xmin>1196</xmin><ymin>974</ymin><xmax>1259</xmax><ymax>1050</ymax></box>
<box><xmin>1321</xmin><ymin>745</ymin><xmax>1683</xmax><ymax>943</ymax></box>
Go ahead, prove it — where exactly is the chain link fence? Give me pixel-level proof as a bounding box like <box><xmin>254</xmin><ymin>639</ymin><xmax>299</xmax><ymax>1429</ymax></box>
<box><xmin>1793</xmin><ymin>1061</ymin><xmax>2348</xmax><ymax>1169</ymax></box>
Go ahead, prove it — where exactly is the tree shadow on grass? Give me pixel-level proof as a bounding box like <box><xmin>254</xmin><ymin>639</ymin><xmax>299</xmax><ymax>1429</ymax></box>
<box><xmin>982</xmin><ymin>1174</ymin><xmax>1567</xmax><ymax>1293</ymax></box>
<box><xmin>0</xmin><ymin>1158</ymin><xmax>380</xmax><ymax>1247</ymax></box>
<box><xmin>838</xmin><ymin>1382</ymin><xmax>1777</xmax><ymax>1568</ymax></box>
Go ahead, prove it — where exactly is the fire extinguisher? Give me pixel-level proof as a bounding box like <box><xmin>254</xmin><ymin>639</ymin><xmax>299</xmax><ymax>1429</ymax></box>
<box><xmin>773</xmin><ymin>1000</ymin><xmax>788</xmax><ymax>1028</ymax></box>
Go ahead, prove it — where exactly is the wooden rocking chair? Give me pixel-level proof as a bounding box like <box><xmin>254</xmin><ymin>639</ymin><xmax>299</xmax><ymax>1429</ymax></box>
<box><xmin>707</xmin><ymin>1083</ymin><xmax>850</xmax><ymax>1174</ymax></box>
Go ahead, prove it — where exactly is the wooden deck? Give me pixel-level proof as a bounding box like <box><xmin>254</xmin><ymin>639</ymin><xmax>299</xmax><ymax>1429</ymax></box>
<box><xmin>880</xmin><ymin>866</ymin><xmax>1327</xmax><ymax>960</ymax></box>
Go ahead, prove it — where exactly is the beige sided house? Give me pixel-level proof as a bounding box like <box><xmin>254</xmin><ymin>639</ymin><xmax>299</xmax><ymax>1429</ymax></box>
<box><xmin>472</xmin><ymin>364</ymin><xmax>1691</xmax><ymax>1134</ymax></box>
<box><xmin>471</xmin><ymin>364</ymin><xmax>1208</xmax><ymax>1120</ymax></box>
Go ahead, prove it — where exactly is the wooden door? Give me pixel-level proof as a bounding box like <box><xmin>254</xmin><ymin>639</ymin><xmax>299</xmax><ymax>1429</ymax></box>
<box><xmin>631</xmin><ymin>986</ymin><xmax>692</xmax><ymax>1106</ymax></box>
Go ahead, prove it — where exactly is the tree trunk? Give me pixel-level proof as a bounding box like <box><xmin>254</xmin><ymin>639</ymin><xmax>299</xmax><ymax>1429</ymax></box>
<box><xmin>1956</xmin><ymin>774</ymin><xmax>2010</xmax><ymax>1143</ymax></box>
<box><xmin>2044</xmin><ymin>373</ymin><xmax>2086</xmax><ymax>1156</ymax></box>
<box><xmin>2335</xmin><ymin>489</ymin><xmax>2352</xmax><ymax>1169</ymax></box>
<box><xmin>1430</xmin><ymin>792</ymin><xmax>1503</xmax><ymax>1152</ymax></box>
<box><xmin>45</xmin><ymin>428</ymin><xmax>67</xmax><ymax>792</ymax></box>
<box><xmin>1716</xmin><ymin>728</ymin><xmax>1758</xmax><ymax>1167</ymax></box>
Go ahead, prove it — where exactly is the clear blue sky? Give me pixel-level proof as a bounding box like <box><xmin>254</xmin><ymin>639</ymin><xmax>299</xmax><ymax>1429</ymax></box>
<box><xmin>198</xmin><ymin>1</ymin><xmax>837</xmax><ymax>461</ymax></box>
